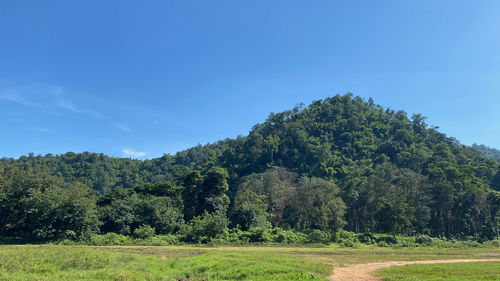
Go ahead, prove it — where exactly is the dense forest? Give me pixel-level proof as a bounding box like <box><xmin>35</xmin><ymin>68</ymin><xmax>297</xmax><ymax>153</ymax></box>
<box><xmin>473</xmin><ymin>144</ymin><xmax>500</xmax><ymax>162</ymax></box>
<box><xmin>1</xmin><ymin>94</ymin><xmax>499</xmax><ymax>242</ymax></box>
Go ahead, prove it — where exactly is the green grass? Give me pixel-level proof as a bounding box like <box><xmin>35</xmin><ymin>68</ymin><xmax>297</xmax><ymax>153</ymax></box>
<box><xmin>0</xmin><ymin>246</ymin><xmax>330</xmax><ymax>280</ymax></box>
<box><xmin>98</xmin><ymin>244</ymin><xmax>500</xmax><ymax>266</ymax></box>
<box><xmin>0</xmin><ymin>245</ymin><xmax>499</xmax><ymax>280</ymax></box>
<box><xmin>378</xmin><ymin>262</ymin><xmax>500</xmax><ymax>281</ymax></box>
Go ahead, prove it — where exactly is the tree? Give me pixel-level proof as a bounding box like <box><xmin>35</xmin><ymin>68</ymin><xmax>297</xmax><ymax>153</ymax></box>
<box><xmin>136</xmin><ymin>195</ymin><xmax>184</xmax><ymax>234</ymax></box>
<box><xmin>239</xmin><ymin>167</ymin><xmax>297</xmax><ymax>228</ymax></box>
<box><xmin>181</xmin><ymin>210</ymin><xmax>228</xmax><ymax>243</ymax></box>
<box><xmin>182</xmin><ymin>171</ymin><xmax>203</xmax><ymax>220</ymax></box>
<box><xmin>231</xmin><ymin>187</ymin><xmax>270</xmax><ymax>230</ymax></box>
<box><xmin>23</xmin><ymin>182</ymin><xmax>99</xmax><ymax>240</ymax></box>
<box><xmin>294</xmin><ymin>177</ymin><xmax>346</xmax><ymax>231</ymax></box>
<box><xmin>200</xmin><ymin>167</ymin><xmax>229</xmax><ymax>214</ymax></box>
<box><xmin>99</xmin><ymin>190</ymin><xmax>184</xmax><ymax>235</ymax></box>
<box><xmin>0</xmin><ymin>168</ymin><xmax>99</xmax><ymax>240</ymax></box>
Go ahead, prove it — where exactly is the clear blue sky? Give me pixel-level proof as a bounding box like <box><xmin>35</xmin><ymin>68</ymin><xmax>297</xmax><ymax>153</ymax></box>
<box><xmin>1</xmin><ymin>1</ymin><xmax>499</xmax><ymax>159</ymax></box>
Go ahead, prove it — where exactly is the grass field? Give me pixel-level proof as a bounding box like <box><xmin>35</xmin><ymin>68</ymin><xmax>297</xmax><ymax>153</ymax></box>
<box><xmin>378</xmin><ymin>262</ymin><xmax>500</xmax><ymax>281</ymax></box>
<box><xmin>0</xmin><ymin>245</ymin><xmax>498</xmax><ymax>280</ymax></box>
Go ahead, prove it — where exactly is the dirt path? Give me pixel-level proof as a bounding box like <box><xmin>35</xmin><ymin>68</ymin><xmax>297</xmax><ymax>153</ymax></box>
<box><xmin>329</xmin><ymin>259</ymin><xmax>500</xmax><ymax>281</ymax></box>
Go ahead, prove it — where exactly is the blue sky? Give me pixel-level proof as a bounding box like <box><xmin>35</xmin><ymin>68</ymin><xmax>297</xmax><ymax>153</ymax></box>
<box><xmin>1</xmin><ymin>1</ymin><xmax>499</xmax><ymax>159</ymax></box>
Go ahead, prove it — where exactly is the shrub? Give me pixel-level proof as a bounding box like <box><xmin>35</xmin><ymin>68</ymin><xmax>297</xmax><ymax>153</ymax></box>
<box><xmin>88</xmin><ymin>233</ymin><xmax>133</xmax><ymax>246</ymax></box>
<box><xmin>373</xmin><ymin>234</ymin><xmax>398</xmax><ymax>245</ymax></box>
<box><xmin>415</xmin><ymin>234</ymin><xmax>432</xmax><ymax>245</ymax></box>
<box><xmin>396</xmin><ymin>236</ymin><xmax>417</xmax><ymax>247</ymax></box>
<box><xmin>215</xmin><ymin>228</ymin><xmax>247</xmax><ymax>244</ymax></box>
<box><xmin>245</xmin><ymin>227</ymin><xmax>272</xmax><ymax>243</ymax></box>
<box><xmin>134</xmin><ymin>234</ymin><xmax>180</xmax><ymax>246</ymax></box>
<box><xmin>357</xmin><ymin>233</ymin><xmax>375</xmax><ymax>244</ymax></box>
<box><xmin>180</xmin><ymin>211</ymin><xmax>229</xmax><ymax>243</ymax></box>
<box><xmin>270</xmin><ymin>228</ymin><xmax>307</xmax><ymax>244</ymax></box>
<box><xmin>377</xmin><ymin>241</ymin><xmax>389</xmax><ymax>247</ymax></box>
<box><xmin>306</xmin><ymin>229</ymin><xmax>332</xmax><ymax>244</ymax></box>
<box><xmin>335</xmin><ymin>230</ymin><xmax>359</xmax><ymax>247</ymax></box>
<box><xmin>484</xmin><ymin>239</ymin><xmax>500</xmax><ymax>247</ymax></box>
<box><xmin>133</xmin><ymin>225</ymin><xmax>156</xmax><ymax>239</ymax></box>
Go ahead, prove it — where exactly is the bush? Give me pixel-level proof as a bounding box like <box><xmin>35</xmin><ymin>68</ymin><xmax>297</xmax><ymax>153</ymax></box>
<box><xmin>373</xmin><ymin>234</ymin><xmax>398</xmax><ymax>245</ymax></box>
<box><xmin>244</xmin><ymin>227</ymin><xmax>272</xmax><ymax>243</ymax></box>
<box><xmin>88</xmin><ymin>233</ymin><xmax>133</xmax><ymax>246</ymax></box>
<box><xmin>377</xmin><ymin>241</ymin><xmax>389</xmax><ymax>247</ymax></box>
<box><xmin>396</xmin><ymin>236</ymin><xmax>417</xmax><ymax>247</ymax></box>
<box><xmin>133</xmin><ymin>225</ymin><xmax>156</xmax><ymax>239</ymax></box>
<box><xmin>134</xmin><ymin>234</ymin><xmax>180</xmax><ymax>246</ymax></box>
<box><xmin>306</xmin><ymin>229</ymin><xmax>332</xmax><ymax>244</ymax></box>
<box><xmin>484</xmin><ymin>239</ymin><xmax>500</xmax><ymax>247</ymax></box>
<box><xmin>180</xmin><ymin>211</ymin><xmax>229</xmax><ymax>243</ymax></box>
<box><xmin>215</xmin><ymin>228</ymin><xmax>247</xmax><ymax>244</ymax></box>
<box><xmin>415</xmin><ymin>234</ymin><xmax>432</xmax><ymax>245</ymax></box>
<box><xmin>270</xmin><ymin>228</ymin><xmax>307</xmax><ymax>244</ymax></box>
<box><xmin>207</xmin><ymin>227</ymin><xmax>310</xmax><ymax>245</ymax></box>
<box><xmin>357</xmin><ymin>233</ymin><xmax>375</xmax><ymax>244</ymax></box>
<box><xmin>335</xmin><ymin>230</ymin><xmax>359</xmax><ymax>247</ymax></box>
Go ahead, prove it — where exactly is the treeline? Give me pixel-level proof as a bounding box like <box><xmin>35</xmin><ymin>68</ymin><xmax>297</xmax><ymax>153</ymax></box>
<box><xmin>1</xmin><ymin>164</ymin><xmax>498</xmax><ymax>242</ymax></box>
<box><xmin>1</xmin><ymin>94</ymin><xmax>500</xmax><ymax>242</ymax></box>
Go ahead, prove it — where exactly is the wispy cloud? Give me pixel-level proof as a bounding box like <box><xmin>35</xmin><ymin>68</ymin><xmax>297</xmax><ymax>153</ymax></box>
<box><xmin>115</xmin><ymin>123</ymin><xmax>133</xmax><ymax>133</ymax></box>
<box><xmin>55</xmin><ymin>99</ymin><xmax>83</xmax><ymax>113</ymax></box>
<box><xmin>0</xmin><ymin>88</ymin><xmax>38</xmax><ymax>107</ymax></box>
<box><xmin>122</xmin><ymin>148</ymin><xmax>147</xmax><ymax>158</ymax></box>
<box><xmin>0</xmin><ymin>85</ymin><xmax>133</xmax><ymax>133</ymax></box>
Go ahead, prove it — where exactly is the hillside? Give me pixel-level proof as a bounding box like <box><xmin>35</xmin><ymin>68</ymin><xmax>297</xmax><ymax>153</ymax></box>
<box><xmin>1</xmin><ymin>94</ymin><xmax>499</xmax><ymax>240</ymax></box>
<box><xmin>472</xmin><ymin>144</ymin><xmax>500</xmax><ymax>162</ymax></box>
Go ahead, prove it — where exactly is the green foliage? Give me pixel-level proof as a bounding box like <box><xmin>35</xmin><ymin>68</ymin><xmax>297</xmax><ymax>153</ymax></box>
<box><xmin>133</xmin><ymin>225</ymin><xmax>156</xmax><ymax>239</ymax></box>
<box><xmin>373</xmin><ymin>234</ymin><xmax>398</xmax><ymax>245</ymax></box>
<box><xmin>335</xmin><ymin>230</ymin><xmax>360</xmax><ymax>247</ymax></box>
<box><xmin>472</xmin><ymin>143</ymin><xmax>500</xmax><ymax>161</ymax></box>
<box><xmin>201</xmin><ymin>167</ymin><xmax>230</xmax><ymax>213</ymax></box>
<box><xmin>415</xmin><ymin>234</ymin><xmax>433</xmax><ymax>245</ymax></box>
<box><xmin>23</xmin><ymin>182</ymin><xmax>99</xmax><ymax>240</ymax></box>
<box><xmin>357</xmin><ymin>233</ymin><xmax>375</xmax><ymax>244</ymax></box>
<box><xmin>98</xmin><ymin>189</ymin><xmax>183</xmax><ymax>236</ymax></box>
<box><xmin>182</xmin><ymin>170</ymin><xmax>203</xmax><ymax>221</ymax></box>
<box><xmin>395</xmin><ymin>236</ymin><xmax>418</xmax><ymax>247</ymax></box>
<box><xmin>1</xmin><ymin>94</ymin><xmax>500</xmax><ymax>242</ymax></box>
<box><xmin>0</xmin><ymin>169</ymin><xmax>99</xmax><ymax>240</ymax></box>
<box><xmin>270</xmin><ymin>228</ymin><xmax>308</xmax><ymax>244</ymax></box>
<box><xmin>295</xmin><ymin>177</ymin><xmax>346</xmax><ymax>232</ymax></box>
<box><xmin>199</xmin><ymin>227</ymin><xmax>310</xmax><ymax>245</ymax></box>
<box><xmin>86</xmin><ymin>233</ymin><xmax>180</xmax><ymax>246</ymax></box>
<box><xmin>242</xmin><ymin>227</ymin><xmax>273</xmax><ymax>243</ymax></box>
<box><xmin>133</xmin><ymin>182</ymin><xmax>183</xmax><ymax>198</ymax></box>
<box><xmin>306</xmin><ymin>229</ymin><xmax>333</xmax><ymax>244</ymax></box>
<box><xmin>238</xmin><ymin>167</ymin><xmax>297</xmax><ymax>228</ymax></box>
<box><xmin>88</xmin><ymin>233</ymin><xmax>133</xmax><ymax>245</ymax></box>
<box><xmin>181</xmin><ymin>211</ymin><xmax>229</xmax><ymax>243</ymax></box>
<box><xmin>231</xmin><ymin>187</ymin><xmax>270</xmax><ymax>230</ymax></box>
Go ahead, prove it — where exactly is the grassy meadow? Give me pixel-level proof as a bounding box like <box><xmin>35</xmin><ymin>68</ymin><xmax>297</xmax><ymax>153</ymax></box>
<box><xmin>0</xmin><ymin>245</ymin><xmax>499</xmax><ymax>280</ymax></box>
<box><xmin>377</xmin><ymin>262</ymin><xmax>500</xmax><ymax>281</ymax></box>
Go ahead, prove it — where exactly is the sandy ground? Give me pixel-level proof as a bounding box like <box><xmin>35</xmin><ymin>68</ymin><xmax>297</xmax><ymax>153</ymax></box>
<box><xmin>329</xmin><ymin>259</ymin><xmax>500</xmax><ymax>281</ymax></box>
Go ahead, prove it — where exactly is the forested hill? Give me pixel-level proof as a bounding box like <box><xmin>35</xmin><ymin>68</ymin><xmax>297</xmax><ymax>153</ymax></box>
<box><xmin>0</xmin><ymin>152</ymin><xmax>186</xmax><ymax>194</ymax></box>
<box><xmin>2</xmin><ymin>94</ymin><xmax>498</xmax><ymax>193</ymax></box>
<box><xmin>472</xmin><ymin>144</ymin><xmax>500</xmax><ymax>162</ymax></box>
<box><xmin>1</xmin><ymin>94</ymin><xmax>500</xmax><ymax>239</ymax></box>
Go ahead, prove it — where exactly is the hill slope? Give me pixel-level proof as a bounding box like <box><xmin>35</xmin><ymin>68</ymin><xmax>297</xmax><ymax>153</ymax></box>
<box><xmin>1</xmin><ymin>94</ymin><xmax>499</xmax><ymax>238</ymax></box>
<box><xmin>472</xmin><ymin>143</ymin><xmax>500</xmax><ymax>162</ymax></box>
